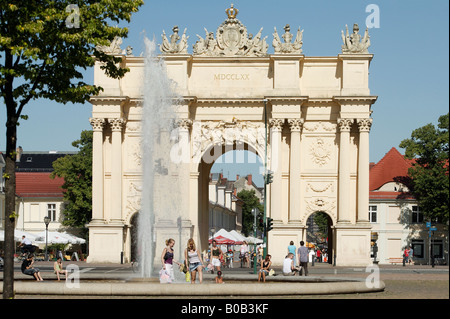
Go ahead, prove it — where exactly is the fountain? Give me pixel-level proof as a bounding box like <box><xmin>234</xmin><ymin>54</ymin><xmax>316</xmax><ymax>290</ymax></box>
<box><xmin>137</xmin><ymin>37</ymin><xmax>183</xmax><ymax>279</ymax></box>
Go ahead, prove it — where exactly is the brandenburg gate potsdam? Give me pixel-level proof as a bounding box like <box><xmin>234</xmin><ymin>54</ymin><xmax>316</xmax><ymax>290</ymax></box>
<box><xmin>87</xmin><ymin>5</ymin><xmax>377</xmax><ymax>266</ymax></box>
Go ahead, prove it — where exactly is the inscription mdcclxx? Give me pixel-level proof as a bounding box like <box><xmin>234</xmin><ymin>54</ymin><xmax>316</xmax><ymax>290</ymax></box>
<box><xmin>214</xmin><ymin>73</ymin><xmax>250</xmax><ymax>80</ymax></box>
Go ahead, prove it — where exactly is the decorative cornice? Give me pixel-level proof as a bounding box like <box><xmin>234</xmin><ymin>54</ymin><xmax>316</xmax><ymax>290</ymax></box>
<box><xmin>333</xmin><ymin>96</ymin><xmax>378</xmax><ymax>104</ymax></box>
<box><xmin>89</xmin><ymin>96</ymin><xmax>130</xmax><ymax>104</ymax></box>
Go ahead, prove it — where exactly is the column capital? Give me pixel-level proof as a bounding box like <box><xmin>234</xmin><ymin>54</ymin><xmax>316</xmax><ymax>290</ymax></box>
<box><xmin>269</xmin><ymin>118</ymin><xmax>284</xmax><ymax>131</ymax></box>
<box><xmin>356</xmin><ymin>118</ymin><xmax>373</xmax><ymax>132</ymax></box>
<box><xmin>337</xmin><ymin>118</ymin><xmax>354</xmax><ymax>132</ymax></box>
<box><xmin>109</xmin><ymin>118</ymin><xmax>126</xmax><ymax>131</ymax></box>
<box><xmin>176</xmin><ymin>118</ymin><xmax>193</xmax><ymax>131</ymax></box>
<box><xmin>89</xmin><ymin>118</ymin><xmax>105</xmax><ymax>131</ymax></box>
<box><xmin>287</xmin><ymin>118</ymin><xmax>304</xmax><ymax>132</ymax></box>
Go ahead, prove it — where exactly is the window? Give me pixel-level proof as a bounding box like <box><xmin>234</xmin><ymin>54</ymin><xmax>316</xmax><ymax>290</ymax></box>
<box><xmin>369</xmin><ymin>206</ymin><xmax>377</xmax><ymax>223</ymax></box>
<box><xmin>47</xmin><ymin>204</ymin><xmax>56</xmax><ymax>221</ymax></box>
<box><xmin>411</xmin><ymin>240</ymin><xmax>424</xmax><ymax>258</ymax></box>
<box><xmin>411</xmin><ymin>206</ymin><xmax>423</xmax><ymax>223</ymax></box>
<box><xmin>432</xmin><ymin>240</ymin><xmax>443</xmax><ymax>259</ymax></box>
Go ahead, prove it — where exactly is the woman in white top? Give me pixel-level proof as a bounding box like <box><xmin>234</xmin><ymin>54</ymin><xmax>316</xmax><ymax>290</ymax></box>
<box><xmin>184</xmin><ymin>238</ymin><xmax>204</xmax><ymax>284</ymax></box>
<box><xmin>240</xmin><ymin>241</ymin><xmax>250</xmax><ymax>268</ymax></box>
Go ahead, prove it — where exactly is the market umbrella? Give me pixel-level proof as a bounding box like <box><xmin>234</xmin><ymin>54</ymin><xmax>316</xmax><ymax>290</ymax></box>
<box><xmin>208</xmin><ymin>235</ymin><xmax>235</xmax><ymax>245</ymax></box>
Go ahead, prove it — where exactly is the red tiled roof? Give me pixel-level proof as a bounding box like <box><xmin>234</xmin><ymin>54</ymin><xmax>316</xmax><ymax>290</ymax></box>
<box><xmin>16</xmin><ymin>172</ymin><xmax>64</xmax><ymax>198</ymax></box>
<box><xmin>369</xmin><ymin>147</ymin><xmax>414</xmax><ymax>191</ymax></box>
<box><xmin>369</xmin><ymin>191</ymin><xmax>415</xmax><ymax>200</ymax></box>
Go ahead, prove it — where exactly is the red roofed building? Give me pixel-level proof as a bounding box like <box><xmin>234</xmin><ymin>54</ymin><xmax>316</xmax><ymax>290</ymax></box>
<box><xmin>368</xmin><ymin>148</ymin><xmax>447</xmax><ymax>265</ymax></box>
<box><xmin>1</xmin><ymin>150</ymin><xmax>74</xmax><ymax>235</ymax></box>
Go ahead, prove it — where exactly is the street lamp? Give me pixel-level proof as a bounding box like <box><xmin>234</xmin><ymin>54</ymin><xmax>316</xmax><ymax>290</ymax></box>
<box><xmin>44</xmin><ymin>216</ymin><xmax>51</xmax><ymax>261</ymax></box>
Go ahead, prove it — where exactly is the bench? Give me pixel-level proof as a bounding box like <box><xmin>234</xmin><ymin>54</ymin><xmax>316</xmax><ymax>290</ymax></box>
<box><xmin>388</xmin><ymin>257</ymin><xmax>404</xmax><ymax>265</ymax></box>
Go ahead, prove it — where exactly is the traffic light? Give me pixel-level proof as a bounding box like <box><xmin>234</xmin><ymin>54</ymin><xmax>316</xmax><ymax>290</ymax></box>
<box><xmin>258</xmin><ymin>216</ymin><xmax>264</xmax><ymax>228</ymax></box>
<box><xmin>265</xmin><ymin>170</ymin><xmax>274</xmax><ymax>184</ymax></box>
<box><xmin>266</xmin><ymin>217</ymin><xmax>274</xmax><ymax>232</ymax></box>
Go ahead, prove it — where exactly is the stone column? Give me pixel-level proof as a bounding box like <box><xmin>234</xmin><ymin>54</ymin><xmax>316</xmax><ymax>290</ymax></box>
<box><xmin>109</xmin><ymin>118</ymin><xmax>125</xmax><ymax>222</ymax></box>
<box><xmin>337</xmin><ymin>118</ymin><xmax>353</xmax><ymax>223</ymax></box>
<box><xmin>357</xmin><ymin>118</ymin><xmax>372</xmax><ymax>223</ymax></box>
<box><xmin>269</xmin><ymin>119</ymin><xmax>284</xmax><ymax>222</ymax></box>
<box><xmin>89</xmin><ymin>118</ymin><xmax>105</xmax><ymax>222</ymax></box>
<box><xmin>288</xmin><ymin>118</ymin><xmax>304</xmax><ymax>222</ymax></box>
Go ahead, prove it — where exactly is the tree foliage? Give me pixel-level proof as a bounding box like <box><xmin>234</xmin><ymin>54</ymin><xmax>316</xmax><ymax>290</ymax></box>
<box><xmin>51</xmin><ymin>130</ymin><xmax>92</xmax><ymax>234</ymax></box>
<box><xmin>399</xmin><ymin>113</ymin><xmax>449</xmax><ymax>224</ymax></box>
<box><xmin>0</xmin><ymin>0</ymin><xmax>143</xmax><ymax>298</ymax></box>
<box><xmin>237</xmin><ymin>189</ymin><xmax>264</xmax><ymax>236</ymax></box>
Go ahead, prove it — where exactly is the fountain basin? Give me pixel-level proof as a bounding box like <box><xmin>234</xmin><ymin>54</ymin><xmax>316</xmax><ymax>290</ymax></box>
<box><xmin>5</xmin><ymin>275</ymin><xmax>385</xmax><ymax>296</ymax></box>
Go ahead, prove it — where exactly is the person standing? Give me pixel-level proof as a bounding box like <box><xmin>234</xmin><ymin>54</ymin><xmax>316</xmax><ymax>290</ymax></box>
<box><xmin>297</xmin><ymin>241</ymin><xmax>309</xmax><ymax>276</ymax></box>
<box><xmin>403</xmin><ymin>247</ymin><xmax>410</xmax><ymax>267</ymax></box>
<box><xmin>409</xmin><ymin>247</ymin><xmax>414</xmax><ymax>265</ymax></box>
<box><xmin>211</xmin><ymin>240</ymin><xmax>223</xmax><ymax>273</ymax></box>
<box><xmin>161</xmin><ymin>238</ymin><xmax>182</xmax><ymax>282</ymax></box>
<box><xmin>185</xmin><ymin>238</ymin><xmax>204</xmax><ymax>284</ymax></box>
<box><xmin>287</xmin><ymin>241</ymin><xmax>297</xmax><ymax>266</ymax></box>
<box><xmin>240</xmin><ymin>241</ymin><xmax>250</xmax><ymax>268</ymax></box>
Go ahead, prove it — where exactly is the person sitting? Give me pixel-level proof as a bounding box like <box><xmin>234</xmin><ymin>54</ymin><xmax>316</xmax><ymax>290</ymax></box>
<box><xmin>215</xmin><ymin>270</ymin><xmax>224</xmax><ymax>284</ymax></box>
<box><xmin>258</xmin><ymin>254</ymin><xmax>272</xmax><ymax>282</ymax></box>
<box><xmin>53</xmin><ymin>257</ymin><xmax>67</xmax><ymax>281</ymax></box>
<box><xmin>21</xmin><ymin>254</ymin><xmax>43</xmax><ymax>281</ymax></box>
<box><xmin>282</xmin><ymin>253</ymin><xmax>300</xmax><ymax>276</ymax></box>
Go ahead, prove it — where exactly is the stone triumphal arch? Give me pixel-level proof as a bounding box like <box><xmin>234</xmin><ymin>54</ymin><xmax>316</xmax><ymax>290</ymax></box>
<box><xmin>88</xmin><ymin>6</ymin><xmax>377</xmax><ymax>266</ymax></box>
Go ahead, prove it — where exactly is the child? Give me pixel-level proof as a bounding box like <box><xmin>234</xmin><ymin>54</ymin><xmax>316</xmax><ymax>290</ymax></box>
<box><xmin>215</xmin><ymin>270</ymin><xmax>224</xmax><ymax>284</ymax></box>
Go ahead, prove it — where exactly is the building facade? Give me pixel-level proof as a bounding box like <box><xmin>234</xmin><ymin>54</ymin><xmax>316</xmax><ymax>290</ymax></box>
<box><xmin>88</xmin><ymin>5</ymin><xmax>377</xmax><ymax>266</ymax></box>
<box><xmin>369</xmin><ymin>147</ymin><xmax>448</xmax><ymax>264</ymax></box>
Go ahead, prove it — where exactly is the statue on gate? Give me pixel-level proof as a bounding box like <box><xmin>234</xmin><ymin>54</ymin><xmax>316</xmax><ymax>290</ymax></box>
<box><xmin>341</xmin><ymin>23</ymin><xmax>370</xmax><ymax>54</ymax></box>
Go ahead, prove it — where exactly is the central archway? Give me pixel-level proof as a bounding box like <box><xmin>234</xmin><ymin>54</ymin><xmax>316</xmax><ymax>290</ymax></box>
<box><xmin>195</xmin><ymin>140</ymin><xmax>264</xmax><ymax>252</ymax></box>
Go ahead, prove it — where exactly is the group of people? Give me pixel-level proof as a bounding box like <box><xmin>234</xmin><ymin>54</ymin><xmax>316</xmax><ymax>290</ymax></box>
<box><xmin>161</xmin><ymin>237</ymin><xmax>225</xmax><ymax>284</ymax></box>
<box><xmin>282</xmin><ymin>241</ymin><xmax>310</xmax><ymax>277</ymax></box>
<box><xmin>20</xmin><ymin>254</ymin><xmax>68</xmax><ymax>282</ymax></box>
<box><xmin>403</xmin><ymin>246</ymin><xmax>414</xmax><ymax>265</ymax></box>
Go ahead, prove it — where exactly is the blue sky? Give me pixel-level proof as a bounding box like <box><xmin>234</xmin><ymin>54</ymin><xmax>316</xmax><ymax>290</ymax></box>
<box><xmin>2</xmin><ymin>0</ymin><xmax>448</xmax><ymax>187</ymax></box>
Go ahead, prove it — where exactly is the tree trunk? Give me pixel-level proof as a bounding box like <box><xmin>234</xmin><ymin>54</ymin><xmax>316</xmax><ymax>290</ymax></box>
<box><xmin>3</xmin><ymin>118</ymin><xmax>17</xmax><ymax>299</ymax></box>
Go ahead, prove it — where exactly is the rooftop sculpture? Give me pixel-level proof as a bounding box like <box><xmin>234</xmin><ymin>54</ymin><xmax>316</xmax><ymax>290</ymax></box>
<box><xmin>273</xmin><ymin>24</ymin><xmax>303</xmax><ymax>54</ymax></box>
<box><xmin>192</xmin><ymin>4</ymin><xmax>268</xmax><ymax>57</ymax></box>
<box><xmin>341</xmin><ymin>23</ymin><xmax>370</xmax><ymax>54</ymax></box>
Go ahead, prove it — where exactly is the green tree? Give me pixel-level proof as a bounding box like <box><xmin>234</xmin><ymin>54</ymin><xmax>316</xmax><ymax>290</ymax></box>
<box><xmin>399</xmin><ymin>113</ymin><xmax>449</xmax><ymax>224</ymax></box>
<box><xmin>0</xmin><ymin>0</ymin><xmax>143</xmax><ymax>298</ymax></box>
<box><xmin>237</xmin><ymin>189</ymin><xmax>264</xmax><ymax>236</ymax></box>
<box><xmin>51</xmin><ymin>130</ymin><xmax>92</xmax><ymax>236</ymax></box>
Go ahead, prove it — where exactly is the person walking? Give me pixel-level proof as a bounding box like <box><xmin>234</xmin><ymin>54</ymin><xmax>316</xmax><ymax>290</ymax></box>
<box><xmin>161</xmin><ymin>238</ymin><xmax>182</xmax><ymax>282</ymax></box>
<box><xmin>297</xmin><ymin>241</ymin><xmax>309</xmax><ymax>276</ymax></box>
<box><xmin>53</xmin><ymin>257</ymin><xmax>67</xmax><ymax>281</ymax></box>
<box><xmin>240</xmin><ymin>241</ymin><xmax>250</xmax><ymax>268</ymax></box>
<box><xmin>288</xmin><ymin>241</ymin><xmax>297</xmax><ymax>266</ymax></box>
<box><xmin>185</xmin><ymin>238</ymin><xmax>204</xmax><ymax>284</ymax></box>
<box><xmin>210</xmin><ymin>240</ymin><xmax>223</xmax><ymax>273</ymax></box>
<box><xmin>258</xmin><ymin>254</ymin><xmax>272</xmax><ymax>282</ymax></box>
<box><xmin>403</xmin><ymin>247</ymin><xmax>410</xmax><ymax>267</ymax></box>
